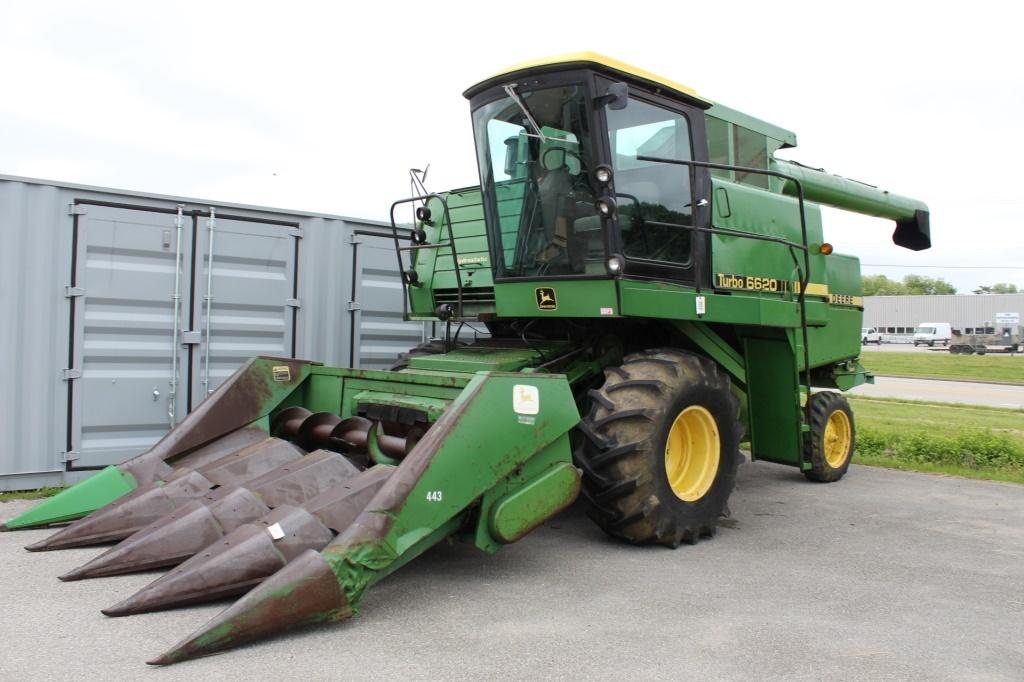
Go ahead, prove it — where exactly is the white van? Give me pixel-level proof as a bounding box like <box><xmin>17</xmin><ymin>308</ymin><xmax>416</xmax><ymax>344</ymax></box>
<box><xmin>913</xmin><ymin>322</ymin><xmax>952</xmax><ymax>347</ymax></box>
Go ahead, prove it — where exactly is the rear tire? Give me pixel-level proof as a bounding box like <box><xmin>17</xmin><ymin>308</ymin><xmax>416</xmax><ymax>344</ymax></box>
<box><xmin>803</xmin><ymin>392</ymin><xmax>855</xmax><ymax>483</ymax></box>
<box><xmin>575</xmin><ymin>349</ymin><xmax>742</xmax><ymax>548</ymax></box>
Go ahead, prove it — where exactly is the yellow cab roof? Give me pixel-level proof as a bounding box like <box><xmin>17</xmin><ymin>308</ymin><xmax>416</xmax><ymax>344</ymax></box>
<box><xmin>463</xmin><ymin>51</ymin><xmax>712</xmax><ymax>106</ymax></box>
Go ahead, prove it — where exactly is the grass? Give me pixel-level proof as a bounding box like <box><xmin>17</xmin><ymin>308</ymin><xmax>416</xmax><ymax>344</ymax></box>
<box><xmin>860</xmin><ymin>350</ymin><xmax>1024</xmax><ymax>384</ymax></box>
<box><xmin>0</xmin><ymin>486</ymin><xmax>65</xmax><ymax>502</ymax></box>
<box><xmin>850</xmin><ymin>395</ymin><xmax>1024</xmax><ymax>484</ymax></box>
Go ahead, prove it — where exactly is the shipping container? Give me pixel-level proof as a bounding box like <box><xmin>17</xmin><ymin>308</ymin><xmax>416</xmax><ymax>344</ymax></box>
<box><xmin>0</xmin><ymin>174</ymin><xmax>426</xmax><ymax>490</ymax></box>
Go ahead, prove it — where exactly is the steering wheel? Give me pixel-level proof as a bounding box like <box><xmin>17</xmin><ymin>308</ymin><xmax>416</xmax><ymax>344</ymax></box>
<box><xmin>541</xmin><ymin>146</ymin><xmax>583</xmax><ymax>172</ymax></box>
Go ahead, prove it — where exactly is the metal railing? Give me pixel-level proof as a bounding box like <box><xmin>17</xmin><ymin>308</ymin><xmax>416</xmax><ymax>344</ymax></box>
<box><xmin>635</xmin><ymin>155</ymin><xmax>815</xmax><ymax>447</ymax></box>
<box><xmin>388</xmin><ymin>193</ymin><xmax>464</xmax><ymax>320</ymax></box>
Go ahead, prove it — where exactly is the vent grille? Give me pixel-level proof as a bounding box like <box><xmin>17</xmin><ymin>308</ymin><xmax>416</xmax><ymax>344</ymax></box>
<box><xmin>433</xmin><ymin>287</ymin><xmax>495</xmax><ymax>305</ymax></box>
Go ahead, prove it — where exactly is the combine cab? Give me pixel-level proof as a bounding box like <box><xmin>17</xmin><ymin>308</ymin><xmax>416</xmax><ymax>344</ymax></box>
<box><xmin>3</xmin><ymin>52</ymin><xmax>931</xmax><ymax>664</ymax></box>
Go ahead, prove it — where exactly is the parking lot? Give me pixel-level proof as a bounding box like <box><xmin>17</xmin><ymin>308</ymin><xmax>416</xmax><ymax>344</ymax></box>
<box><xmin>3</xmin><ymin>460</ymin><xmax>1022</xmax><ymax>681</ymax></box>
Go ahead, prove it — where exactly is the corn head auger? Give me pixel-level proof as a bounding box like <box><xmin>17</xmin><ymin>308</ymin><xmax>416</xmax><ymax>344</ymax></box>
<box><xmin>2</xmin><ymin>52</ymin><xmax>931</xmax><ymax>665</ymax></box>
<box><xmin>6</xmin><ymin>352</ymin><xmax>592</xmax><ymax>663</ymax></box>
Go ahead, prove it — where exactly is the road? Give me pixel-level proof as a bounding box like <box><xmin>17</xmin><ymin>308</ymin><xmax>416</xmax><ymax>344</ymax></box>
<box><xmin>861</xmin><ymin>342</ymin><xmax>1022</xmax><ymax>356</ymax></box>
<box><xmin>850</xmin><ymin>375</ymin><xmax>1024</xmax><ymax>408</ymax></box>
<box><xmin>2</xmin><ymin>461</ymin><xmax>1022</xmax><ymax>681</ymax></box>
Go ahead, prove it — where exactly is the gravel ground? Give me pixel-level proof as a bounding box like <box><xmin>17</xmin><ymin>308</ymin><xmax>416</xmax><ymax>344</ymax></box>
<box><xmin>2</xmin><ymin>461</ymin><xmax>1022</xmax><ymax>681</ymax></box>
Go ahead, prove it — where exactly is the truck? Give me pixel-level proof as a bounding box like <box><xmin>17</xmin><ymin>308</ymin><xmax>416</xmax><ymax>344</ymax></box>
<box><xmin>2</xmin><ymin>52</ymin><xmax>931</xmax><ymax>665</ymax></box>
<box><xmin>862</xmin><ymin>327</ymin><xmax>882</xmax><ymax>344</ymax></box>
<box><xmin>913</xmin><ymin>322</ymin><xmax>952</xmax><ymax>347</ymax></box>
<box><xmin>949</xmin><ymin>327</ymin><xmax>1021</xmax><ymax>354</ymax></box>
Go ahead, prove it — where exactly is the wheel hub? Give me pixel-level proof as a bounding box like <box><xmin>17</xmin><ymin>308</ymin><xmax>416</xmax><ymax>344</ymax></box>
<box><xmin>823</xmin><ymin>409</ymin><xmax>852</xmax><ymax>468</ymax></box>
<box><xmin>664</xmin><ymin>406</ymin><xmax>720</xmax><ymax>502</ymax></box>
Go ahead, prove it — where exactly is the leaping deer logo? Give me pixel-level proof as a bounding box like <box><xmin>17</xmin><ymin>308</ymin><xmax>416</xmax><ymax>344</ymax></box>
<box><xmin>535</xmin><ymin>288</ymin><xmax>557</xmax><ymax>310</ymax></box>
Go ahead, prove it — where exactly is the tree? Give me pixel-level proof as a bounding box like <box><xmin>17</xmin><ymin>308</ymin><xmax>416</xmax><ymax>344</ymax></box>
<box><xmin>862</xmin><ymin>274</ymin><xmax>906</xmax><ymax>296</ymax></box>
<box><xmin>901</xmin><ymin>274</ymin><xmax>957</xmax><ymax>295</ymax></box>
<box><xmin>974</xmin><ymin>283</ymin><xmax>1020</xmax><ymax>294</ymax></box>
<box><xmin>862</xmin><ymin>274</ymin><xmax>956</xmax><ymax>296</ymax></box>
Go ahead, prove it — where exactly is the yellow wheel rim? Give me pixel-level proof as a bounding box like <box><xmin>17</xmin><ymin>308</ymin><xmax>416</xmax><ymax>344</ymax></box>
<box><xmin>823</xmin><ymin>409</ymin><xmax>852</xmax><ymax>468</ymax></box>
<box><xmin>664</xmin><ymin>406</ymin><xmax>720</xmax><ymax>502</ymax></box>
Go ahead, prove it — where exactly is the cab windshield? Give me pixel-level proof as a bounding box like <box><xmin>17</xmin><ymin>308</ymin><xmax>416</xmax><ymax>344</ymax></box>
<box><xmin>472</xmin><ymin>84</ymin><xmax>602</xmax><ymax>278</ymax></box>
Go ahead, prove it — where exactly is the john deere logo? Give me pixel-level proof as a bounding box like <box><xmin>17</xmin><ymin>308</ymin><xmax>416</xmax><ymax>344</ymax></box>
<box><xmin>535</xmin><ymin>287</ymin><xmax>557</xmax><ymax>310</ymax></box>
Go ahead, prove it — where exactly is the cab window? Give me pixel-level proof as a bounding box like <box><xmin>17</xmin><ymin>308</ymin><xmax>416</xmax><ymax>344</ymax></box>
<box><xmin>607</xmin><ymin>98</ymin><xmax>693</xmax><ymax>265</ymax></box>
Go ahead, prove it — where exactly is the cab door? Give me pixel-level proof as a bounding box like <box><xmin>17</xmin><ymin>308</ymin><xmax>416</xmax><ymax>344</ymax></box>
<box><xmin>597</xmin><ymin>78</ymin><xmax>711</xmax><ymax>286</ymax></box>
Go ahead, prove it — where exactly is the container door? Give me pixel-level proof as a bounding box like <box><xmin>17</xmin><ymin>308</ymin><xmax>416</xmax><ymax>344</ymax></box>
<box><xmin>68</xmin><ymin>203</ymin><xmax>192</xmax><ymax>468</ymax></box>
<box><xmin>350</xmin><ymin>231</ymin><xmax>426</xmax><ymax>369</ymax></box>
<box><xmin>190</xmin><ymin>214</ymin><xmax>298</xmax><ymax>407</ymax></box>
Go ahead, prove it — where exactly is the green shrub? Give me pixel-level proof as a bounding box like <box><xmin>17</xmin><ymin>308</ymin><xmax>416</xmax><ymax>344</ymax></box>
<box><xmin>856</xmin><ymin>426</ymin><xmax>1024</xmax><ymax>473</ymax></box>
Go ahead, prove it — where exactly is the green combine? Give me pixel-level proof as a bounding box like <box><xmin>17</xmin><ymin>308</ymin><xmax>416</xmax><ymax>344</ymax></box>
<box><xmin>2</xmin><ymin>53</ymin><xmax>930</xmax><ymax>664</ymax></box>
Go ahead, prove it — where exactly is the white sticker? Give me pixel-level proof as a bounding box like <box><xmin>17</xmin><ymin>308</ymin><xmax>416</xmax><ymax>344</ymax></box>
<box><xmin>513</xmin><ymin>384</ymin><xmax>539</xmax><ymax>415</ymax></box>
<box><xmin>695</xmin><ymin>295</ymin><xmax>706</xmax><ymax>315</ymax></box>
<box><xmin>267</xmin><ymin>522</ymin><xmax>285</xmax><ymax>540</ymax></box>
<box><xmin>600</xmin><ymin>307</ymin><xmax>614</xmax><ymax>316</ymax></box>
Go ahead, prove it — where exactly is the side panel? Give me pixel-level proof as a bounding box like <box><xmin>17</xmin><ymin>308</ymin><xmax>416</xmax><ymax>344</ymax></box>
<box><xmin>495</xmin><ymin>279</ymin><xmax>620</xmax><ymax>318</ymax></box>
<box><xmin>710</xmin><ymin>179</ymin><xmax>827</xmax><ymax>285</ymax></box>
<box><xmin>743</xmin><ymin>333</ymin><xmax>802</xmax><ymax>467</ymax></box>
<box><xmin>350</xmin><ymin>231</ymin><xmax>427</xmax><ymax>369</ymax></box>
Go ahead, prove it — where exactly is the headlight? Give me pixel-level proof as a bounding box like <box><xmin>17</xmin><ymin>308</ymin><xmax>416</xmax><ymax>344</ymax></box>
<box><xmin>596</xmin><ymin>196</ymin><xmax>617</xmax><ymax>217</ymax></box>
<box><xmin>606</xmin><ymin>254</ymin><xmax>625</xmax><ymax>275</ymax></box>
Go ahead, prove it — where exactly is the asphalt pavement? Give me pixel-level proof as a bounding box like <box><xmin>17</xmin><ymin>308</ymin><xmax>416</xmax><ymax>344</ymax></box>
<box><xmin>2</xmin><ymin>461</ymin><xmax>1022</xmax><ymax>681</ymax></box>
<box><xmin>850</xmin><ymin>375</ymin><xmax>1024</xmax><ymax>408</ymax></box>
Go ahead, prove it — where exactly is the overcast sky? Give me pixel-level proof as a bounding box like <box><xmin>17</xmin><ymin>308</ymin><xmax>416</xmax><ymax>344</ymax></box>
<box><xmin>2</xmin><ymin>1</ymin><xmax>1021</xmax><ymax>293</ymax></box>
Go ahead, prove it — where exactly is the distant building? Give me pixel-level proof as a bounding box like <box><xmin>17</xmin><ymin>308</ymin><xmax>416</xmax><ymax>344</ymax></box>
<box><xmin>863</xmin><ymin>294</ymin><xmax>1024</xmax><ymax>334</ymax></box>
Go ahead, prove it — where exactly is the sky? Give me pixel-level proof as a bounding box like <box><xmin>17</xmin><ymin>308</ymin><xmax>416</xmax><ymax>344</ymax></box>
<box><xmin>2</xmin><ymin>1</ymin><xmax>1022</xmax><ymax>293</ymax></box>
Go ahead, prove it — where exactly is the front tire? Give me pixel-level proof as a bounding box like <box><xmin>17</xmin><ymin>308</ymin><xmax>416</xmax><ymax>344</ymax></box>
<box><xmin>803</xmin><ymin>392</ymin><xmax>855</xmax><ymax>482</ymax></box>
<box><xmin>575</xmin><ymin>349</ymin><xmax>742</xmax><ymax>548</ymax></box>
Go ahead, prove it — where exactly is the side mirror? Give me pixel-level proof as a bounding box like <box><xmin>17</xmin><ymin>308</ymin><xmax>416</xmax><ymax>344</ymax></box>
<box><xmin>503</xmin><ymin>136</ymin><xmax>519</xmax><ymax>177</ymax></box>
<box><xmin>595</xmin><ymin>82</ymin><xmax>629</xmax><ymax>110</ymax></box>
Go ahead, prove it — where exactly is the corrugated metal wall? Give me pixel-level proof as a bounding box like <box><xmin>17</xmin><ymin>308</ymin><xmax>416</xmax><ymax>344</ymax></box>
<box><xmin>0</xmin><ymin>175</ymin><xmax>426</xmax><ymax>490</ymax></box>
<box><xmin>864</xmin><ymin>294</ymin><xmax>1024</xmax><ymax>333</ymax></box>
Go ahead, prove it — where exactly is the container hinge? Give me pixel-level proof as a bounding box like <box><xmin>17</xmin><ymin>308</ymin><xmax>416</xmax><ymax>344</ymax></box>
<box><xmin>289</xmin><ymin>227</ymin><xmax>304</xmax><ymax>238</ymax></box>
<box><xmin>181</xmin><ymin>331</ymin><xmax>202</xmax><ymax>345</ymax></box>
<box><xmin>67</xmin><ymin>204</ymin><xmax>88</xmax><ymax>216</ymax></box>
<box><xmin>350</xmin><ymin>233</ymin><xmax>363</xmax><ymax>245</ymax></box>
<box><xmin>62</xmin><ymin>368</ymin><xmax>82</xmax><ymax>381</ymax></box>
<box><xmin>347</xmin><ymin>301</ymin><xmax>361</xmax><ymax>311</ymax></box>
<box><xmin>64</xmin><ymin>286</ymin><xmax>85</xmax><ymax>298</ymax></box>
<box><xmin>60</xmin><ymin>450</ymin><xmax>81</xmax><ymax>463</ymax></box>
<box><xmin>285</xmin><ymin>298</ymin><xmax>302</xmax><ymax>308</ymax></box>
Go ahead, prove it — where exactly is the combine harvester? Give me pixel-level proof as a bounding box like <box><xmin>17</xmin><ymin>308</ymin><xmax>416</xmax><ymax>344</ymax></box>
<box><xmin>2</xmin><ymin>53</ymin><xmax>931</xmax><ymax>664</ymax></box>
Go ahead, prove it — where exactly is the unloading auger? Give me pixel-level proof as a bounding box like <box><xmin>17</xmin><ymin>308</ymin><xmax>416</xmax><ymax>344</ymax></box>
<box><xmin>4</xmin><ymin>52</ymin><xmax>932</xmax><ymax>664</ymax></box>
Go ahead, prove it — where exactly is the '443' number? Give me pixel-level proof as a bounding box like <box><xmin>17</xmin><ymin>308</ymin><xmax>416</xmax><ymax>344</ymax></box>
<box><xmin>426</xmin><ymin>490</ymin><xmax>443</xmax><ymax>502</ymax></box>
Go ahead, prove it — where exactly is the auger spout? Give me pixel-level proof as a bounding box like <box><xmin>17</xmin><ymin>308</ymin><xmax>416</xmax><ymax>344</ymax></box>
<box><xmin>150</xmin><ymin>372</ymin><xmax>582</xmax><ymax>664</ymax></box>
<box><xmin>3</xmin><ymin>357</ymin><xmax>313</xmax><ymax>531</ymax></box>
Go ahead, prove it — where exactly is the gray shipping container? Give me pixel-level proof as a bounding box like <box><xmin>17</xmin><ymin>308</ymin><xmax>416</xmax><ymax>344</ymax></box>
<box><xmin>0</xmin><ymin>174</ymin><xmax>426</xmax><ymax>490</ymax></box>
